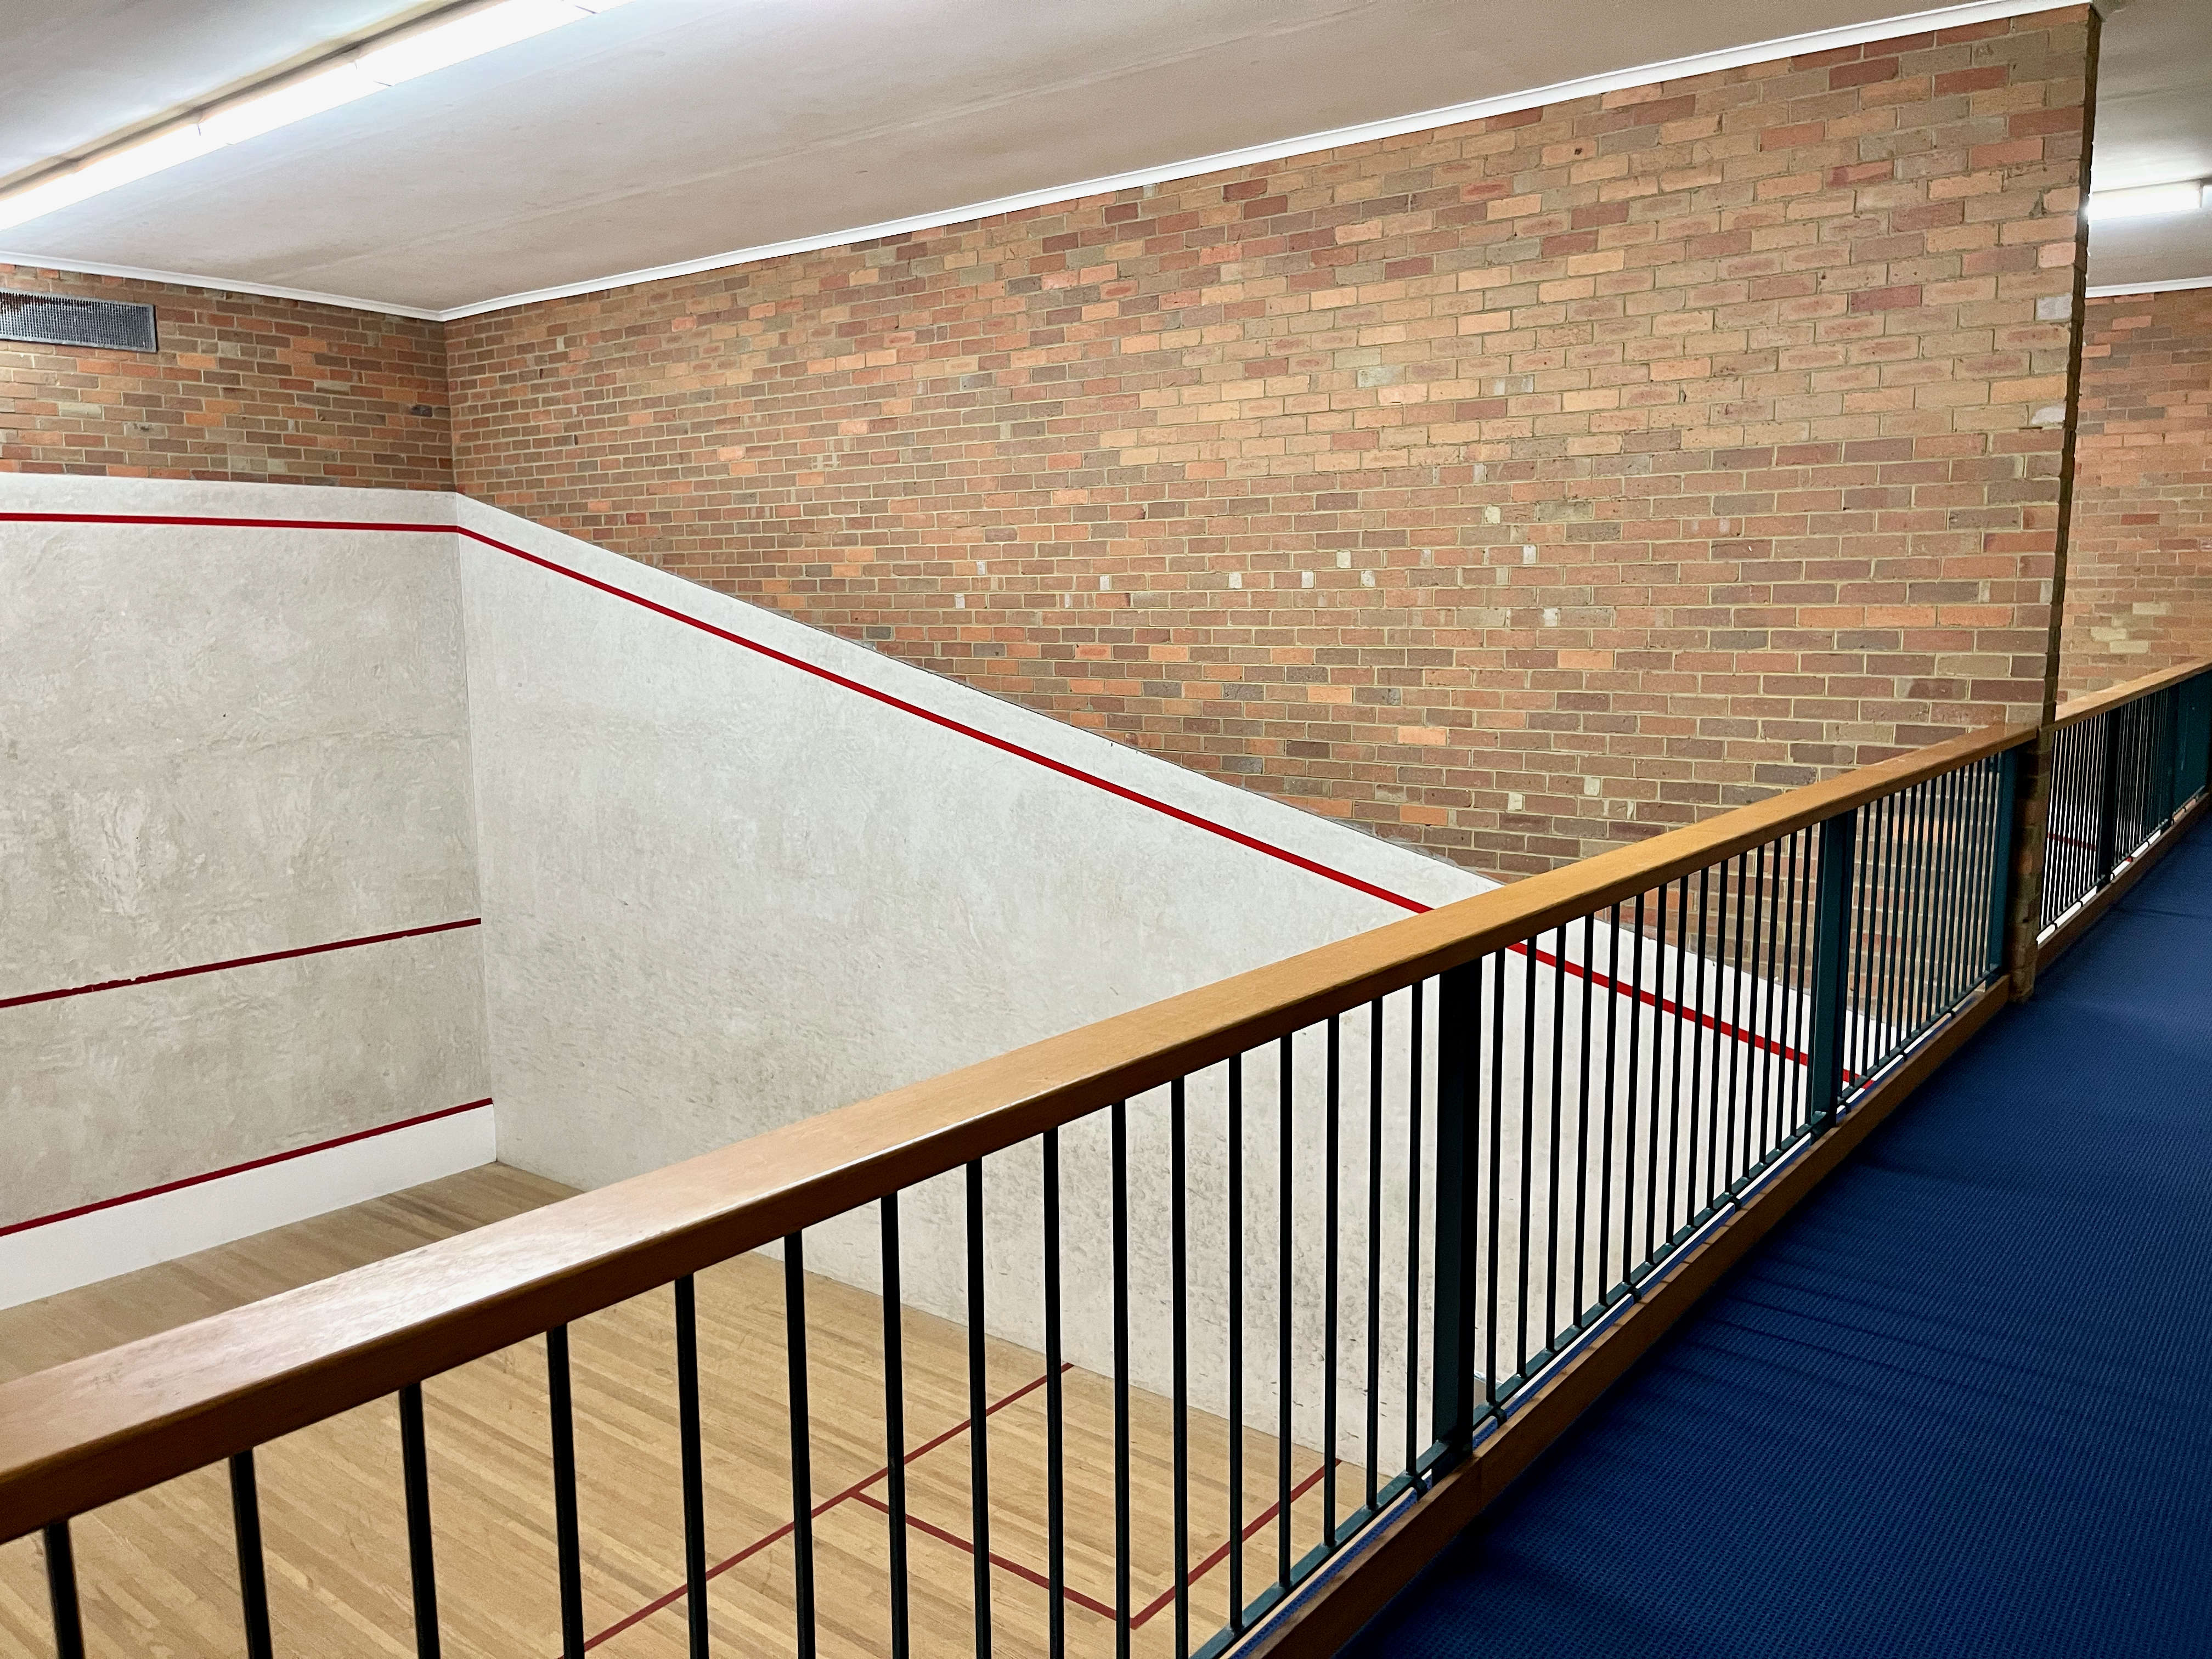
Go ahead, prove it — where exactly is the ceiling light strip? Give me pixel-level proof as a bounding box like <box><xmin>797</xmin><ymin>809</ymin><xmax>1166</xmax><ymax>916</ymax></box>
<box><xmin>0</xmin><ymin>0</ymin><xmax>639</xmax><ymax>233</ymax></box>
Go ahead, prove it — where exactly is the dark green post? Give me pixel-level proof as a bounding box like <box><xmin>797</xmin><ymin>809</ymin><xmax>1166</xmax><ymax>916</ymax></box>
<box><xmin>1807</xmin><ymin>809</ymin><xmax>1859</xmax><ymax>1131</ymax></box>
<box><xmin>1429</xmin><ymin>958</ymin><xmax>1483</xmax><ymax>1463</ymax></box>
<box><xmin>1987</xmin><ymin>747</ymin><xmax>2021</xmax><ymax>981</ymax></box>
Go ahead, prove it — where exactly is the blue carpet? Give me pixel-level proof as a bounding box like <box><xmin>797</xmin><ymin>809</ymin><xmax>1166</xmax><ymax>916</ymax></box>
<box><xmin>1347</xmin><ymin>823</ymin><xmax>2212</xmax><ymax>1659</ymax></box>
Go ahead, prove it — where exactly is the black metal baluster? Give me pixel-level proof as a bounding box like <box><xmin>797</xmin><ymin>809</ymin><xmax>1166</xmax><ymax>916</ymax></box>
<box><xmin>1787</xmin><ymin>828</ymin><xmax>1813</xmax><ymax>1136</ymax></box>
<box><xmin>786</xmin><ymin>1234</ymin><xmax>817</xmax><ymax>1659</ymax></box>
<box><xmin>1932</xmin><ymin>768</ymin><xmax>1966</xmax><ymax>1016</ymax></box>
<box><xmin>1645</xmin><ymin>886</ymin><xmax>1666</xmax><ymax>1262</ymax></box>
<box><xmin>1278</xmin><ymin>1035</ymin><xmax>1294</xmax><ymax>1583</ymax></box>
<box><xmin>1893</xmin><ymin>783</ymin><xmax>1928</xmax><ymax>1035</ymax></box>
<box><xmin>1625</xmin><ymin>893</ymin><xmax>1646</xmax><ymax>1279</ymax></box>
<box><xmin>675</xmin><ymin>1275</ymin><xmax>711</xmax><ymax>1659</ymax></box>
<box><xmin>546</xmin><ymin>1327</ymin><xmax>586</xmax><ymax>1659</ymax></box>
<box><xmin>1322</xmin><ymin>1019</ymin><xmax>1340</xmax><ymax>1554</ymax></box>
<box><xmin>398</xmin><ymin>1383</ymin><xmax>441</xmax><ymax>1659</ymax></box>
<box><xmin>1703</xmin><ymin>861</ymin><xmax>1727</xmax><ymax>1207</ymax></box>
<box><xmin>1876</xmin><ymin>788</ymin><xmax>1909</xmax><ymax>1073</ymax></box>
<box><xmin>1228</xmin><ymin>1054</ymin><xmax>1245</xmax><ymax>1629</ymax></box>
<box><xmin>1169</xmin><ymin>1087</ymin><xmax>1189</xmax><ymax>1659</ymax></box>
<box><xmin>1756</xmin><ymin>838</ymin><xmax>1782</xmax><ymax>1164</ymax></box>
<box><xmin>1666</xmin><ymin>876</ymin><xmax>1690</xmax><ymax>1246</ymax></box>
<box><xmin>1517</xmin><ymin>942</ymin><xmax>1537</xmax><ymax>1379</ymax></box>
<box><xmin>1363</xmin><ymin>1007</ymin><xmax>1382</xmax><ymax>1511</ymax></box>
<box><xmin>1576</xmin><ymin>913</ymin><xmax>1594</xmax><ymax>1325</ymax></box>
<box><xmin>229</xmin><ymin>1452</ymin><xmax>275</xmax><ymax>1659</ymax></box>
<box><xmin>1724</xmin><ymin>855</ymin><xmax>1747</xmax><ymax>1192</ymax></box>
<box><xmin>1043</xmin><ymin>1135</ymin><xmax>1065</xmax><ymax>1659</ymax></box>
<box><xmin>1486</xmin><ymin>952</ymin><xmax>1506</xmax><ymax>1412</ymax></box>
<box><xmin>42</xmin><ymin>1521</ymin><xmax>84</xmax><ymax>1659</ymax></box>
<box><xmin>881</xmin><ymin>1203</ymin><xmax>911</xmax><ymax>1659</ymax></box>
<box><xmin>1686</xmin><ymin>866</ymin><xmax>1712</xmax><ymax>1227</ymax></box>
<box><xmin>1546</xmin><ymin>928</ymin><xmax>1566</xmax><ymax>1353</ymax></box>
<box><xmin>1405</xmin><ymin>982</ymin><xmax>1424</xmax><ymax>1475</ymax></box>
<box><xmin>1113</xmin><ymin>1102</ymin><xmax>1132</xmax><ymax>1659</ymax></box>
<box><xmin>1600</xmin><ymin>904</ymin><xmax>1621</xmax><ymax>1302</ymax></box>
<box><xmin>965</xmin><ymin>1163</ymin><xmax>992</xmax><ymax>1658</ymax></box>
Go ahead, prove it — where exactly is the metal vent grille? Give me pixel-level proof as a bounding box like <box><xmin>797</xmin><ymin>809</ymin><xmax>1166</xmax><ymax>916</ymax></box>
<box><xmin>0</xmin><ymin>289</ymin><xmax>158</xmax><ymax>353</ymax></box>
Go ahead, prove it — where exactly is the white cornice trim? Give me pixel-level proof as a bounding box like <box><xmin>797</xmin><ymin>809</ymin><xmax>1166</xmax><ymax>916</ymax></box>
<box><xmin>4</xmin><ymin>0</ymin><xmax>2089</xmax><ymax>326</ymax></box>
<box><xmin>2085</xmin><ymin>274</ymin><xmax>2212</xmax><ymax>297</ymax></box>
<box><xmin>0</xmin><ymin>250</ymin><xmax>441</xmax><ymax>320</ymax></box>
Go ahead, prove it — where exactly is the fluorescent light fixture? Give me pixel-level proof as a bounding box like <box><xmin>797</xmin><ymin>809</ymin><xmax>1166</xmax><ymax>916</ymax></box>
<box><xmin>0</xmin><ymin>0</ymin><xmax>642</xmax><ymax>232</ymax></box>
<box><xmin>2086</xmin><ymin>181</ymin><xmax>2211</xmax><ymax>223</ymax></box>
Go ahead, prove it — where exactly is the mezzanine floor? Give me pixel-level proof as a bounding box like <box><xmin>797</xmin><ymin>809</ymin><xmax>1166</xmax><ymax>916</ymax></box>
<box><xmin>1348</xmin><ymin>822</ymin><xmax>2212</xmax><ymax>1659</ymax></box>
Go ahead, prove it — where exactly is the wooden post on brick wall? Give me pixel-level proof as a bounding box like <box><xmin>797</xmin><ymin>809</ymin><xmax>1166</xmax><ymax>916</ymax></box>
<box><xmin>2002</xmin><ymin>3</ymin><xmax>2102</xmax><ymax>1002</ymax></box>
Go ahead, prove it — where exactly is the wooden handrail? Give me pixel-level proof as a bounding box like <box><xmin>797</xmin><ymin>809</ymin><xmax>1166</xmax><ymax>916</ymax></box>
<box><xmin>2051</xmin><ymin>656</ymin><xmax>2212</xmax><ymax>729</ymax></box>
<box><xmin>0</xmin><ymin>716</ymin><xmax>2034</xmax><ymax>1544</ymax></box>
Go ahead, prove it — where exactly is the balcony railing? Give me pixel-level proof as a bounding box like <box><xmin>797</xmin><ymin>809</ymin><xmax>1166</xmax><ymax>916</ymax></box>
<box><xmin>3</xmin><ymin>659</ymin><xmax>2207</xmax><ymax>1659</ymax></box>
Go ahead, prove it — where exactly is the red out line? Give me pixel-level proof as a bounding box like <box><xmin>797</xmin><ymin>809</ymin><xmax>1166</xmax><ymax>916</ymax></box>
<box><xmin>581</xmin><ymin>1364</ymin><xmax>1070</xmax><ymax>1651</ymax></box>
<box><xmin>852</xmin><ymin>1490</ymin><xmax>1122</xmax><ymax>1621</ymax></box>
<box><xmin>0</xmin><ymin>511</ymin><xmax>1430</xmax><ymax>917</ymax></box>
<box><xmin>0</xmin><ymin>917</ymin><xmax>482</xmax><ymax>1012</ymax></box>
<box><xmin>0</xmin><ymin>1097</ymin><xmax>494</xmax><ymax>1240</ymax></box>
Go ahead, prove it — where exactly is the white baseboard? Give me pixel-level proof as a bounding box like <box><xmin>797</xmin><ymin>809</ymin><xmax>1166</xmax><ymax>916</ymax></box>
<box><xmin>0</xmin><ymin>1104</ymin><xmax>496</xmax><ymax>1311</ymax></box>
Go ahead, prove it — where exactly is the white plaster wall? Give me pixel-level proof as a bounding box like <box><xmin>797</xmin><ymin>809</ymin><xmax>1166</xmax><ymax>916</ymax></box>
<box><xmin>452</xmin><ymin>499</ymin><xmax>1492</xmax><ymax>1454</ymax></box>
<box><xmin>0</xmin><ymin>479</ymin><xmax>491</xmax><ymax>1283</ymax></box>
<box><xmin>451</xmin><ymin>495</ymin><xmax>1485</xmax><ymax>1195</ymax></box>
<box><xmin>2</xmin><ymin>479</ymin><xmax>1850</xmax><ymax>1470</ymax></box>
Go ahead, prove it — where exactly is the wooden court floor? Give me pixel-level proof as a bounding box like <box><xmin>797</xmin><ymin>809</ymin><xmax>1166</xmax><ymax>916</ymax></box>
<box><xmin>0</xmin><ymin>1166</ymin><xmax>1341</xmax><ymax>1658</ymax></box>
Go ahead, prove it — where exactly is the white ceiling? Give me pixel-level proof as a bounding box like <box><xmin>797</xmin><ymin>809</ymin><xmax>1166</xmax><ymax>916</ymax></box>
<box><xmin>0</xmin><ymin>0</ymin><xmax>2205</xmax><ymax>318</ymax></box>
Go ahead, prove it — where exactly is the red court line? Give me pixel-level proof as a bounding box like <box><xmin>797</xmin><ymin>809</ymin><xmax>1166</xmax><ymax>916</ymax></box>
<box><xmin>0</xmin><ymin>511</ymin><xmax>1430</xmax><ymax>917</ymax></box>
<box><xmin>0</xmin><ymin>917</ymin><xmax>482</xmax><ymax>1012</ymax></box>
<box><xmin>1516</xmin><ymin>937</ymin><xmax>1813</xmax><ymax>1068</ymax></box>
<box><xmin>0</xmin><ymin>1097</ymin><xmax>494</xmax><ymax>1240</ymax></box>
<box><xmin>581</xmin><ymin>1365</ymin><xmax>1069</xmax><ymax>1651</ymax></box>
<box><xmin>852</xmin><ymin>1489</ymin><xmax>1122</xmax><ymax>1620</ymax></box>
<box><xmin>1131</xmin><ymin>1460</ymin><xmax>1331</xmax><ymax>1629</ymax></box>
<box><xmin>3</xmin><ymin>512</ymin><xmax>1819</xmax><ymax>1064</ymax></box>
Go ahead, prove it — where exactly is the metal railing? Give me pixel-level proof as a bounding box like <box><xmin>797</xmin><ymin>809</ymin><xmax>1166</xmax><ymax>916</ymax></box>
<box><xmin>2041</xmin><ymin>662</ymin><xmax>2212</xmax><ymax>941</ymax></box>
<box><xmin>3</xmin><ymin>665</ymin><xmax>2208</xmax><ymax>1659</ymax></box>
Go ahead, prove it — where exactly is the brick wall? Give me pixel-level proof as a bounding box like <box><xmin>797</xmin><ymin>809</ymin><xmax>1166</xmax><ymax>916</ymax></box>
<box><xmin>1</xmin><ymin>264</ymin><xmax>450</xmax><ymax>489</ymax></box>
<box><xmin>450</xmin><ymin>8</ymin><xmax>2094</xmax><ymax>878</ymax></box>
<box><xmin>2057</xmin><ymin>286</ymin><xmax>2212</xmax><ymax>697</ymax></box>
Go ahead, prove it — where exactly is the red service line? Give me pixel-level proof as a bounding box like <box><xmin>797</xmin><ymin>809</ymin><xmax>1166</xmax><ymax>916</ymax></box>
<box><xmin>0</xmin><ymin>1097</ymin><xmax>493</xmax><ymax>1240</ymax></box>
<box><xmin>0</xmin><ymin>917</ymin><xmax>482</xmax><ymax>1012</ymax></box>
